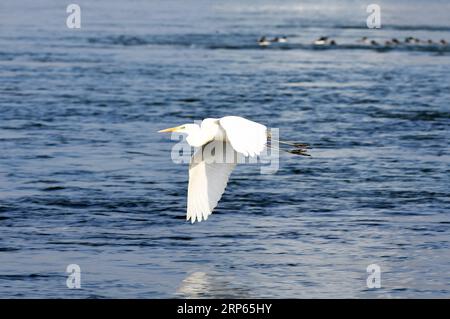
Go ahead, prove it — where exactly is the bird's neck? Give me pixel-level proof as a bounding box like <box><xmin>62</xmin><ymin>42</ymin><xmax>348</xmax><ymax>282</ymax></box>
<box><xmin>186</xmin><ymin>126</ymin><xmax>215</xmax><ymax>147</ymax></box>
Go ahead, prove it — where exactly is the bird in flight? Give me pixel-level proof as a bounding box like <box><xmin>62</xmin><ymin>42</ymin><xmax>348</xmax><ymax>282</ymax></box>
<box><xmin>158</xmin><ymin>116</ymin><xmax>309</xmax><ymax>223</ymax></box>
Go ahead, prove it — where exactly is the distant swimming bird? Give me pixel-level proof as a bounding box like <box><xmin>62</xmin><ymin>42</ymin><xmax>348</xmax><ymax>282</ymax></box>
<box><xmin>272</xmin><ymin>36</ymin><xmax>287</xmax><ymax>43</ymax></box>
<box><xmin>313</xmin><ymin>36</ymin><xmax>329</xmax><ymax>45</ymax></box>
<box><xmin>258</xmin><ymin>36</ymin><xmax>271</xmax><ymax>46</ymax></box>
<box><xmin>313</xmin><ymin>36</ymin><xmax>336</xmax><ymax>46</ymax></box>
<box><xmin>440</xmin><ymin>39</ymin><xmax>448</xmax><ymax>45</ymax></box>
<box><xmin>392</xmin><ymin>38</ymin><xmax>400</xmax><ymax>45</ymax></box>
<box><xmin>158</xmin><ymin>116</ymin><xmax>309</xmax><ymax>223</ymax></box>
<box><xmin>427</xmin><ymin>39</ymin><xmax>434</xmax><ymax>44</ymax></box>
<box><xmin>405</xmin><ymin>37</ymin><xmax>416</xmax><ymax>44</ymax></box>
<box><xmin>358</xmin><ymin>36</ymin><xmax>370</xmax><ymax>44</ymax></box>
<box><xmin>370</xmin><ymin>40</ymin><xmax>379</xmax><ymax>46</ymax></box>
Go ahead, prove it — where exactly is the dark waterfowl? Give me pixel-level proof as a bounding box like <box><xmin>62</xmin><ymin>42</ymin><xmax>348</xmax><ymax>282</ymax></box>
<box><xmin>314</xmin><ymin>37</ymin><xmax>337</xmax><ymax>46</ymax></box>
<box><xmin>358</xmin><ymin>36</ymin><xmax>370</xmax><ymax>44</ymax></box>
<box><xmin>258</xmin><ymin>36</ymin><xmax>271</xmax><ymax>46</ymax></box>
<box><xmin>272</xmin><ymin>36</ymin><xmax>287</xmax><ymax>43</ymax></box>
<box><xmin>313</xmin><ymin>36</ymin><xmax>329</xmax><ymax>45</ymax></box>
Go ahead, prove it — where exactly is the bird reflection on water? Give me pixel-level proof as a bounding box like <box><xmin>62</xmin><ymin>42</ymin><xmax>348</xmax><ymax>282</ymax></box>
<box><xmin>176</xmin><ymin>271</ymin><xmax>250</xmax><ymax>298</ymax></box>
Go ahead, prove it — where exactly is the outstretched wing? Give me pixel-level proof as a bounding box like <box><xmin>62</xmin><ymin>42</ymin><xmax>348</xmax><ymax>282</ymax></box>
<box><xmin>187</xmin><ymin>141</ymin><xmax>237</xmax><ymax>223</ymax></box>
<box><xmin>219</xmin><ymin>116</ymin><xmax>267</xmax><ymax>157</ymax></box>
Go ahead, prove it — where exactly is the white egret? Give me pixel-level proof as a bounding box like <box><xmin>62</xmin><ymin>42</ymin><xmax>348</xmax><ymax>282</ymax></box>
<box><xmin>158</xmin><ymin>116</ymin><xmax>309</xmax><ymax>223</ymax></box>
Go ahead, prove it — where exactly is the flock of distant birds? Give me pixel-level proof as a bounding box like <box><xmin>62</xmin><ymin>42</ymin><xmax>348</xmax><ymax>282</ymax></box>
<box><xmin>257</xmin><ymin>36</ymin><xmax>449</xmax><ymax>47</ymax></box>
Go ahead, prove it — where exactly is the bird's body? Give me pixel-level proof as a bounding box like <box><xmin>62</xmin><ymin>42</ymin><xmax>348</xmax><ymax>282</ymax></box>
<box><xmin>169</xmin><ymin>117</ymin><xmax>267</xmax><ymax>155</ymax></box>
<box><xmin>313</xmin><ymin>36</ymin><xmax>336</xmax><ymax>46</ymax></box>
<box><xmin>258</xmin><ymin>37</ymin><xmax>271</xmax><ymax>46</ymax></box>
<box><xmin>183</xmin><ymin>119</ymin><xmax>227</xmax><ymax>147</ymax></box>
<box><xmin>358</xmin><ymin>36</ymin><xmax>370</xmax><ymax>45</ymax></box>
<box><xmin>313</xmin><ymin>36</ymin><xmax>328</xmax><ymax>45</ymax></box>
<box><xmin>405</xmin><ymin>36</ymin><xmax>416</xmax><ymax>44</ymax></box>
<box><xmin>272</xmin><ymin>36</ymin><xmax>288</xmax><ymax>43</ymax></box>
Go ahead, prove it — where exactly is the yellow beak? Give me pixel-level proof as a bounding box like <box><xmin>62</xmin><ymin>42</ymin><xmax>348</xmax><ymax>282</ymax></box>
<box><xmin>158</xmin><ymin>126</ymin><xmax>182</xmax><ymax>133</ymax></box>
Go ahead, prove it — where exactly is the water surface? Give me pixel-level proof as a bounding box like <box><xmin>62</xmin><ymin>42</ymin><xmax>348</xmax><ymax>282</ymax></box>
<box><xmin>0</xmin><ymin>0</ymin><xmax>449</xmax><ymax>298</ymax></box>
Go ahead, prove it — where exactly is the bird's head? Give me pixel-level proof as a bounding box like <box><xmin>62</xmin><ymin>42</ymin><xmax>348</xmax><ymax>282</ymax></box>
<box><xmin>158</xmin><ymin>124</ymin><xmax>198</xmax><ymax>134</ymax></box>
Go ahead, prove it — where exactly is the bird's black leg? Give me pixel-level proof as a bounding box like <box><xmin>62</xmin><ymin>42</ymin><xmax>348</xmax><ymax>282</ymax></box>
<box><xmin>266</xmin><ymin>137</ymin><xmax>311</xmax><ymax>157</ymax></box>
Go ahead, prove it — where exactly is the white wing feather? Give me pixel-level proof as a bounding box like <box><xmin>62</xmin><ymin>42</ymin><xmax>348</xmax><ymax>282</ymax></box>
<box><xmin>219</xmin><ymin>116</ymin><xmax>267</xmax><ymax>157</ymax></box>
<box><xmin>187</xmin><ymin>141</ymin><xmax>236</xmax><ymax>223</ymax></box>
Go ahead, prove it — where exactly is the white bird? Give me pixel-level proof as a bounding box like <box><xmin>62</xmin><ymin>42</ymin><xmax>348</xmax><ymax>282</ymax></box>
<box><xmin>158</xmin><ymin>116</ymin><xmax>309</xmax><ymax>223</ymax></box>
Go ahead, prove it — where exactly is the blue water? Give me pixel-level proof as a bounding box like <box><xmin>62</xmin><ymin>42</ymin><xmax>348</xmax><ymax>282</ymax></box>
<box><xmin>0</xmin><ymin>0</ymin><xmax>449</xmax><ymax>298</ymax></box>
